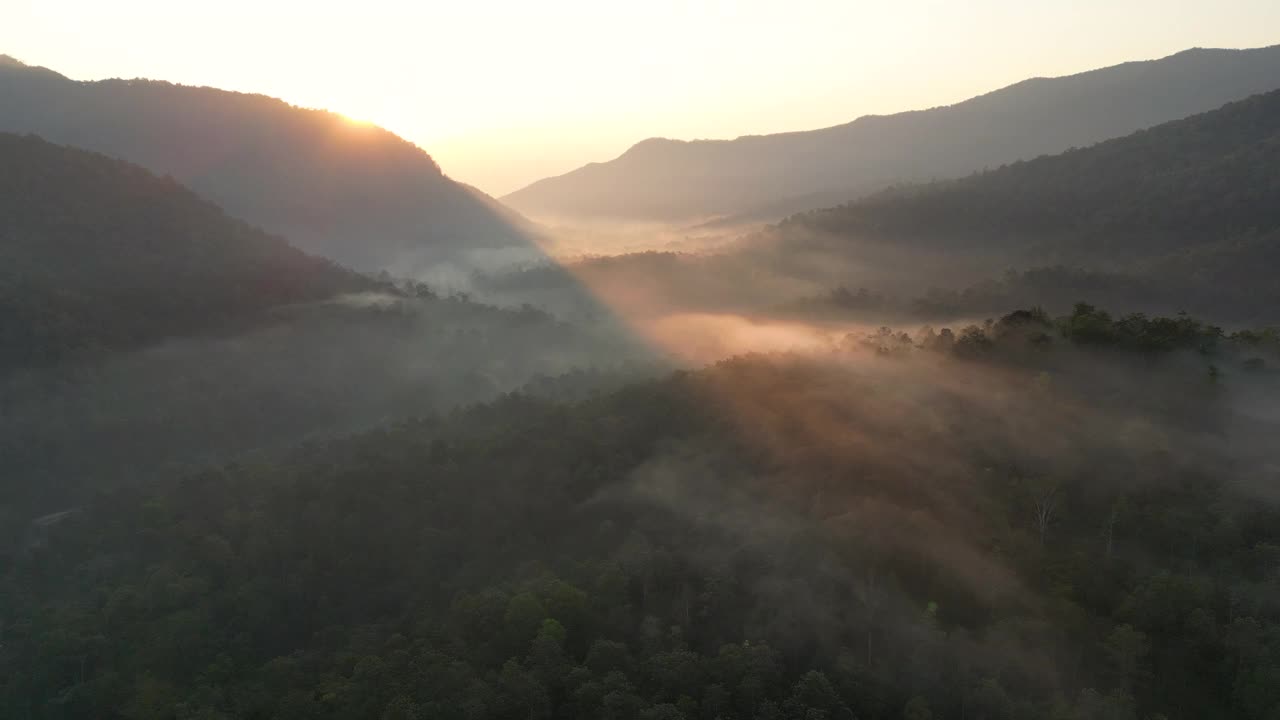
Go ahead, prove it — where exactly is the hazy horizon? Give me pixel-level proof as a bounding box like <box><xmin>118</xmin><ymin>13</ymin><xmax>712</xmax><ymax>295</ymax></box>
<box><xmin>3</xmin><ymin>0</ymin><xmax>1279</xmax><ymax>195</ymax></box>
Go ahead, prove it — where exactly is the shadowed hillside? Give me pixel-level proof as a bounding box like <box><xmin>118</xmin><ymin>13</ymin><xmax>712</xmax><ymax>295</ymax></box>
<box><xmin>0</xmin><ymin>56</ymin><xmax>544</xmax><ymax>276</ymax></box>
<box><xmin>0</xmin><ymin>135</ymin><xmax>656</xmax><ymax>517</ymax></box>
<box><xmin>0</xmin><ymin>132</ymin><xmax>367</xmax><ymax>370</ymax></box>
<box><xmin>759</xmin><ymin>87</ymin><xmax>1280</xmax><ymax>320</ymax></box>
<box><xmin>787</xmin><ymin>88</ymin><xmax>1280</xmax><ymax>258</ymax></box>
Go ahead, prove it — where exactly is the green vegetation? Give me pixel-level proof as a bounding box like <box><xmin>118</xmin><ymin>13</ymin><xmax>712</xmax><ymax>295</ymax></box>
<box><xmin>6</xmin><ymin>307</ymin><xmax>1280</xmax><ymax>720</ymax></box>
<box><xmin>0</xmin><ymin>133</ymin><xmax>367</xmax><ymax>371</ymax></box>
<box><xmin>761</xmin><ymin>89</ymin><xmax>1280</xmax><ymax>322</ymax></box>
<box><xmin>0</xmin><ymin>132</ymin><xmax>650</xmax><ymax>522</ymax></box>
<box><xmin>0</xmin><ymin>291</ymin><xmax>651</xmax><ymax>518</ymax></box>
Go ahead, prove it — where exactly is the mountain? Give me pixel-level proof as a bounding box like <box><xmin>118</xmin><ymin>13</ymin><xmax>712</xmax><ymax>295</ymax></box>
<box><xmin>0</xmin><ymin>132</ymin><xmax>652</xmax><ymax>515</ymax></box>
<box><xmin>503</xmin><ymin>45</ymin><xmax>1280</xmax><ymax>224</ymax></box>
<box><xmin>0</xmin><ymin>132</ymin><xmax>368</xmax><ymax>370</ymax></box>
<box><xmin>487</xmin><ymin>89</ymin><xmax>1280</xmax><ymax>328</ymax></box>
<box><xmin>739</xmin><ymin>87</ymin><xmax>1280</xmax><ymax>325</ymax></box>
<box><xmin>0</xmin><ymin>135</ymin><xmax>651</xmax><ymax>514</ymax></box>
<box><xmin>780</xmin><ymin>88</ymin><xmax>1280</xmax><ymax>271</ymax></box>
<box><xmin>0</xmin><ymin>56</ymin><xmax>542</xmax><ymax>275</ymax></box>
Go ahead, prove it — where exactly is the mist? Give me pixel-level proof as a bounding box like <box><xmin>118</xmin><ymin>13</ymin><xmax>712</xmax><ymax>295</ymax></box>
<box><xmin>0</xmin><ymin>291</ymin><xmax>659</xmax><ymax>522</ymax></box>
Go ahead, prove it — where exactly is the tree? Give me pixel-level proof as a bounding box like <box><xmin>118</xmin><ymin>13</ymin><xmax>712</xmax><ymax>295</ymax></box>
<box><xmin>498</xmin><ymin>660</ymin><xmax>551</xmax><ymax>720</ymax></box>
<box><xmin>1103</xmin><ymin>625</ymin><xmax>1149</xmax><ymax>692</ymax></box>
<box><xmin>855</xmin><ymin>567</ymin><xmax>886</xmax><ymax>664</ymax></box>
<box><xmin>528</xmin><ymin>619</ymin><xmax>571</xmax><ymax>689</ymax></box>
<box><xmin>640</xmin><ymin>704</ymin><xmax>687</xmax><ymax>720</ymax></box>
<box><xmin>904</xmin><ymin>696</ymin><xmax>933</xmax><ymax>720</ymax></box>
<box><xmin>785</xmin><ymin>671</ymin><xmax>849</xmax><ymax>720</ymax></box>
<box><xmin>1104</xmin><ymin>497</ymin><xmax>1127</xmax><ymax>561</ymax></box>
<box><xmin>382</xmin><ymin>696</ymin><xmax>420</xmax><ymax>720</ymax></box>
<box><xmin>504</xmin><ymin>593</ymin><xmax>548</xmax><ymax>654</ymax></box>
<box><xmin>1028</xmin><ymin>477</ymin><xmax>1063</xmax><ymax>546</ymax></box>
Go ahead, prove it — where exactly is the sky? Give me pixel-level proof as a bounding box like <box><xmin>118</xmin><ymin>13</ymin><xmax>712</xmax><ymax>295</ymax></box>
<box><xmin>3</xmin><ymin>1</ymin><xmax>1278</xmax><ymax>196</ymax></box>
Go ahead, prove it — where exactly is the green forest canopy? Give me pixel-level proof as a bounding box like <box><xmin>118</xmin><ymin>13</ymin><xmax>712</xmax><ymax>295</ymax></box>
<box><xmin>6</xmin><ymin>306</ymin><xmax>1280</xmax><ymax>720</ymax></box>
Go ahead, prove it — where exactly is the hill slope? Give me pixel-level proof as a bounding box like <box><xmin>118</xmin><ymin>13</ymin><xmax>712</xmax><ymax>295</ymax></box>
<box><xmin>0</xmin><ymin>132</ymin><xmax>367</xmax><ymax>370</ymax></box>
<box><xmin>0</xmin><ymin>135</ymin><xmax>653</xmax><ymax>514</ymax></box>
<box><xmin>503</xmin><ymin>45</ymin><xmax>1280</xmax><ymax>223</ymax></box>
<box><xmin>783</xmin><ymin>88</ymin><xmax>1280</xmax><ymax>265</ymax></box>
<box><xmin>0</xmin><ymin>57</ymin><xmax>541</xmax><ymax>274</ymax></box>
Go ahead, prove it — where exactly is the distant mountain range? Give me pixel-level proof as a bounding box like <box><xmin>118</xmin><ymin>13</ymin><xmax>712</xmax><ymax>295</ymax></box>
<box><xmin>489</xmin><ymin>87</ymin><xmax>1280</xmax><ymax>326</ymax></box>
<box><xmin>0</xmin><ymin>132</ymin><xmax>369</xmax><ymax>371</ymax></box>
<box><xmin>503</xmin><ymin>45</ymin><xmax>1280</xmax><ymax>224</ymax></box>
<box><xmin>0</xmin><ymin>55</ymin><xmax>542</xmax><ymax>276</ymax></box>
<box><xmin>785</xmin><ymin>88</ymin><xmax>1280</xmax><ymax>257</ymax></box>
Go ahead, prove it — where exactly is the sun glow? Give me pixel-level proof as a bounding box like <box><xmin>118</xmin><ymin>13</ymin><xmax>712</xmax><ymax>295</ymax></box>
<box><xmin>7</xmin><ymin>0</ymin><xmax>1280</xmax><ymax>194</ymax></box>
<box><xmin>337</xmin><ymin>113</ymin><xmax>374</xmax><ymax>127</ymax></box>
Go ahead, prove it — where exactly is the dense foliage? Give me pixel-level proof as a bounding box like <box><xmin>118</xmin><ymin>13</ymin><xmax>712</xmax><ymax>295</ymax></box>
<box><xmin>0</xmin><ymin>133</ymin><xmax>367</xmax><ymax>370</ymax></box>
<box><xmin>0</xmin><ymin>133</ymin><xmax>651</xmax><ymax>541</ymax></box>
<box><xmin>6</xmin><ymin>307</ymin><xmax>1280</xmax><ymax>720</ymax></box>
<box><xmin>0</xmin><ymin>290</ymin><xmax>652</xmax><ymax>521</ymax></box>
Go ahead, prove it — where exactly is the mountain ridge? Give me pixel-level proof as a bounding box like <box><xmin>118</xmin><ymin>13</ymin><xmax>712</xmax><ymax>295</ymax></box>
<box><xmin>487</xmin><ymin>88</ymin><xmax>1280</xmax><ymax>328</ymax></box>
<box><xmin>503</xmin><ymin>44</ymin><xmax>1280</xmax><ymax>223</ymax></box>
<box><xmin>784</xmin><ymin>88</ymin><xmax>1280</xmax><ymax>251</ymax></box>
<box><xmin>0</xmin><ymin>57</ymin><xmax>543</xmax><ymax>275</ymax></box>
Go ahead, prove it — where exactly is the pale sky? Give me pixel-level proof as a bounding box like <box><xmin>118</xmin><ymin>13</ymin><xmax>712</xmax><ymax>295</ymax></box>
<box><xmin>2</xmin><ymin>1</ymin><xmax>1278</xmax><ymax>196</ymax></box>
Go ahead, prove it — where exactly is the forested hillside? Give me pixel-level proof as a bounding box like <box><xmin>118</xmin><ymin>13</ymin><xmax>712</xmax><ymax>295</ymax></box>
<box><xmin>0</xmin><ymin>133</ymin><xmax>366</xmax><ymax>371</ymax></box>
<box><xmin>0</xmin><ymin>290</ymin><xmax>653</xmax><ymax>520</ymax></box>
<box><xmin>6</xmin><ymin>306</ymin><xmax>1280</xmax><ymax>720</ymax></box>
<box><xmin>0</xmin><ymin>57</ymin><xmax>541</xmax><ymax>274</ymax></box>
<box><xmin>786</xmin><ymin>88</ymin><xmax>1280</xmax><ymax>262</ymax></box>
<box><xmin>753</xmin><ymin>88</ymin><xmax>1280</xmax><ymax>323</ymax></box>
<box><xmin>0</xmin><ymin>133</ymin><xmax>652</xmax><ymax>518</ymax></box>
<box><xmin>503</xmin><ymin>45</ymin><xmax>1280</xmax><ymax>223</ymax></box>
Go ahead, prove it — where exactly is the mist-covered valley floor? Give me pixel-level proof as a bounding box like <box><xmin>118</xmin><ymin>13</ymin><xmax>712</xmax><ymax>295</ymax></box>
<box><xmin>0</xmin><ymin>286</ymin><xmax>660</xmax><ymax>522</ymax></box>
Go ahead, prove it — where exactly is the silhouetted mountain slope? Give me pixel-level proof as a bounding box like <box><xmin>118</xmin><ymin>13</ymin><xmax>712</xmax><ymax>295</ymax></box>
<box><xmin>0</xmin><ymin>133</ymin><xmax>368</xmax><ymax>370</ymax></box>
<box><xmin>503</xmin><ymin>45</ymin><xmax>1280</xmax><ymax>223</ymax></box>
<box><xmin>0</xmin><ymin>57</ymin><xmax>541</xmax><ymax>274</ymax></box>
<box><xmin>784</xmin><ymin>88</ymin><xmax>1280</xmax><ymax>263</ymax></box>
